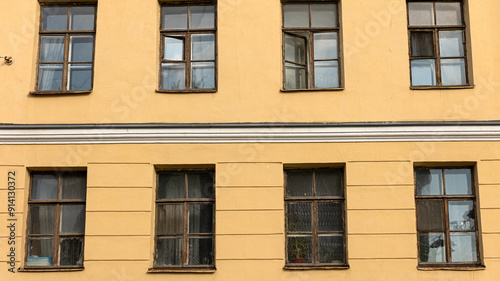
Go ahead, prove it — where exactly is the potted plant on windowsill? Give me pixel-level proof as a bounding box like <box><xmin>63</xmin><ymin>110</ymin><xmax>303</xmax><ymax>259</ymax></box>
<box><xmin>289</xmin><ymin>237</ymin><xmax>308</xmax><ymax>263</ymax></box>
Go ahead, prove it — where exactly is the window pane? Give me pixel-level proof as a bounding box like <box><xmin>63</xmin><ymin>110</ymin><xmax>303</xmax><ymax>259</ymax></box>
<box><xmin>163</xmin><ymin>6</ymin><xmax>187</xmax><ymax>29</ymax></box>
<box><xmin>158</xmin><ymin>173</ymin><xmax>185</xmax><ymax>199</ymax></box>
<box><xmin>40</xmin><ymin>36</ymin><xmax>65</xmax><ymax>63</ymax></box>
<box><xmin>408</xmin><ymin>3</ymin><xmax>435</xmax><ymax>26</ymax></box>
<box><xmin>161</xmin><ymin>63</ymin><xmax>186</xmax><ymax>90</ymax></box>
<box><xmin>27</xmin><ymin>238</ymin><xmax>53</xmax><ymax>266</ymax></box>
<box><xmin>287</xmin><ymin>202</ymin><xmax>312</xmax><ymax>232</ymax></box>
<box><xmin>318</xmin><ymin>202</ymin><xmax>343</xmax><ymax>232</ymax></box>
<box><xmin>436</xmin><ymin>3</ymin><xmax>462</xmax><ymax>26</ymax></box>
<box><xmin>319</xmin><ymin>234</ymin><xmax>344</xmax><ymax>263</ymax></box>
<box><xmin>190</xmin><ymin>6</ymin><xmax>215</xmax><ymax>29</ymax></box>
<box><xmin>191</xmin><ymin>62</ymin><xmax>215</xmax><ymax>89</ymax></box>
<box><xmin>59</xmin><ymin>237</ymin><xmax>84</xmax><ymax>266</ymax></box>
<box><xmin>315</xmin><ymin>169</ymin><xmax>342</xmax><ymax>197</ymax></box>
<box><xmin>286</xmin><ymin>171</ymin><xmax>313</xmax><ymax>197</ymax></box>
<box><xmin>69</xmin><ymin>36</ymin><xmax>94</xmax><ymax>62</ymax></box>
<box><xmin>284</xmin><ymin>4</ymin><xmax>309</xmax><ymax>28</ymax></box>
<box><xmin>188</xmin><ymin>237</ymin><xmax>213</xmax><ymax>265</ymax></box>
<box><xmin>191</xmin><ymin>34</ymin><xmax>215</xmax><ymax>60</ymax></box>
<box><xmin>156</xmin><ymin>238</ymin><xmax>182</xmax><ymax>266</ymax></box>
<box><xmin>441</xmin><ymin>59</ymin><xmax>466</xmax><ymax>86</ymax></box>
<box><xmin>188</xmin><ymin>204</ymin><xmax>213</xmax><ymax>233</ymax></box>
<box><xmin>449</xmin><ymin>201</ymin><xmax>475</xmax><ymax>230</ymax></box>
<box><xmin>416</xmin><ymin>169</ymin><xmax>443</xmax><ymax>195</ymax></box>
<box><xmin>29</xmin><ymin>205</ymin><xmax>55</xmax><ymax>234</ymax></box>
<box><xmin>314</xmin><ymin>61</ymin><xmax>339</xmax><ymax>88</ymax></box>
<box><xmin>70</xmin><ymin>7</ymin><xmax>95</xmax><ymax>31</ymax></box>
<box><xmin>32</xmin><ymin>174</ymin><xmax>58</xmax><ymax>200</ymax></box>
<box><xmin>61</xmin><ymin>205</ymin><xmax>85</xmax><ymax>234</ymax></box>
<box><xmin>61</xmin><ymin>173</ymin><xmax>87</xmax><ymax>200</ymax></box>
<box><xmin>411</xmin><ymin>59</ymin><xmax>436</xmax><ymax>86</ymax></box>
<box><xmin>444</xmin><ymin>169</ymin><xmax>472</xmax><ymax>195</ymax></box>
<box><xmin>419</xmin><ymin>232</ymin><xmax>446</xmax><ymax>263</ymax></box>
<box><xmin>411</xmin><ymin>31</ymin><xmax>434</xmax><ymax>57</ymax></box>
<box><xmin>417</xmin><ymin>200</ymin><xmax>444</xmax><ymax>230</ymax></box>
<box><xmin>287</xmin><ymin>235</ymin><xmax>313</xmax><ymax>263</ymax></box>
<box><xmin>285</xmin><ymin>34</ymin><xmax>306</xmax><ymax>64</ymax></box>
<box><xmin>314</xmin><ymin>32</ymin><xmax>338</xmax><ymax>60</ymax></box>
<box><xmin>285</xmin><ymin>63</ymin><xmax>307</xmax><ymax>90</ymax></box>
<box><xmin>42</xmin><ymin>7</ymin><xmax>68</xmax><ymax>31</ymax></box>
<box><xmin>157</xmin><ymin>204</ymin><xmax>183</xmax><ymax>234</ymax></box>
<box><xmin>187</xmin><ymin>172</ymin><xmax>214</xmax><ymax>199</ymax></box>
<box><xmin>68</xmin><ymin>64</ymin><xmax>92</xmax><ymax>91</ymax></box>
<box><xmin>164</xmin><ymin>37</ymin><xmax>184</xmax><ymax>61</ymax></box>
<box><xmin>450</xmin><ymin>232</ymin><xmax>477</xmax><ymax>262</ymax></box>
<box><xmin>311</xmin><ymin>4</ymin><xmax>337</xmax><ymax>28</ymax></box>
<box><xmin>439</xmin><ymin>31</ymin><xmax>464</xmax><ymax>57</ymax></box>
<box><xmin>38</xmin><ymin>64</ymin><xmax>63</xmax><ymax>91</ymax></box>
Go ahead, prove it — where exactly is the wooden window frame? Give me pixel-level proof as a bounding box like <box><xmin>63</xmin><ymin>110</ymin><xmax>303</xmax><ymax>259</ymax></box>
<box><xmin>284</xmin><ymin>168</ymin><xmax>348</xmax><ymax>269</ymax></box>
<box><xmin>407</xmin><ymin>0</ymin><xmax>474</xmax><ymax>90</ymax></box>
<box><xmin>157</xmin><ymin>3</ymin><xmax>218</xmax><ymax>93</ymax></box>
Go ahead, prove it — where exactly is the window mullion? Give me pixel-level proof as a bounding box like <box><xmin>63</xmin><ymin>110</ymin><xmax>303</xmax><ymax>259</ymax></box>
<box><xmin>444</xmin><ymin>198</ymin><xmax>452</xmax><ymax>263</ymax></box>
<box><xmin>53</xmin><ymin>203</ymin><xmax>61</xmax><ymax>266</ymax></box>
<box><xmin>186</xmin><ymin>32</ymin><xmax>191</xmax><ymax>90</ymax></box>
<box><xmin>312</xmin><ymin>201</ymin><xmax>318</xmax><ymax>264</ymax></box>
<box><xmin>62</xmin><ymin>33</ymin><xmax>70</xmax><ymax>91</ymax></box>
<box><xmin>183</xmin><ymin>201</ymin><xmax>188</xmax><ymax>266</ymax></box>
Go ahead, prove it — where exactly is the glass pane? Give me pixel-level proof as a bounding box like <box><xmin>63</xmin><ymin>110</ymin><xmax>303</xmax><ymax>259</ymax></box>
<box><xmin>287</xmin><ymin>202</ymin><xmax>312</xmax><ymax>232</ymax></box>
<box><xmin>285</xmin><ymin>34</ymin><xmax>306</xmax><ymax>64</ymax></box>
<box><xmin>158</xmin><ymin>173</ymin><xmax>185</xmax><ymax>199</ymax></box>
<box><xmin>68</xmin><ymin>64</ymin><xmax>92</xmax><ymax>91</ymax></box>
<box><xmin>29</xmin><ymin>205</ymin><xmax>55</xmax><ymax>234</ymax></box>
<box><xmin>191</xmin><ymin>34</ymin><xmax>215</xmax><ymax>60</ymax></box>
<box><xmin>156</xmin><ymin>238</ymin><xmax>182</xmax><ymax>266</ymax></box>
<box><xmin>286</xmin><ymin>171</ymin><xmax>313</xmax><ymax>197</ymax></box>
<box><xmin>319</xmin><ymin>234</ymin><xmax>344</xmax><ymax>263</ymax></box>
<box><xmin>416</xmin><ymin>169</ymin><xmax>443</xmax><ymax>195</ymax></box>
<box><xmin>190</xmin><ymin>6</ymin><xmax>215</xmax><ymax>29</ymax></box>
<box><xmin>408</xmin><ymin>3</ymin><xmax>435</xmax><ymax>26</ymax></box>
<box><xmin>157</xmin><ymin>204</ymin><xmax>183</xmax><ymax>234</ymax></box>
<box><xmin>411</xmin><ymin>31</ymin><xmax>434</xmax><ymax>57</ymax></box>
<box><xmin>162</xmin><ymin>6</ymin><xmax>187</xmax><ymax>29</ymax></box>
<box><xmin>444</xmin><ymin>169</ymin><xmax>472</xmax><ymax>195</ymax></box>
<box><xmin>439</xmin><ymin>31</ymin><xmax>464</xmax><ymax>57</ymax></box>
<box><xmin>38</xmin><ymin>64</ymin><xmax>63</xmax><ymax>91</ymax></box>
<box><xmin>449</xmin><ymin>201</ymin><xmax>475</xmax><ymax>230</ymax></box>
<box><xmin>316</xmin><ymin>169</ymin><xmax>343</xmax><ymax>197</ymax></box>
<box><xmin>314</xmin><ymin>32</ymin><xmax>338</xmax><ymax>60</ymax></box>
<box><xmin>411</xmin><ymin>59</ymin><xmax>436</xmax><ymax>86</ymax></box>
<box><xmin>436</xmin><ymin>3</ymin><xmax>462</xmax><ymax>26</ymax></box>
<box><xmin>27</xmin><ymin>238</ymin><xmax>53</xmax><ymax>266</ymax></box>
<box><xmin>189</xmin><ymin>204</ymin><xmax>213</xmax><ymax>233</ymax></box>
<box><xmin>417</xmin><ymin>200</ymin><xmax>444</xmax><ymax>230</ymax></box>
<box><xmin>70</xmin><ymin>7</ymin><xmax>95</xmax><ymax>31</ymax></box>
<box><xmin>161</xmin><ymin>63</ymin><xmax>186</xmax><ymax>90</ymax></box>
<box><xmin>32</xmin><ymin>174</ymin><xmax>58</xmax><ymax>200</ymax></box>
<box><xmin>191</xmin><ymin>62</ymin><xmax>215</xmax><ymax>89</ymax></box>
<box><xmin>187</xmin><ymin>172</ymin><xmax>214</xmax><ymax>198</ymax></box>
<box><xmin>40</xmin><ymin>36</ymin><xmax>65</xmax><ymax>63</ymax></box>
<box><xmin>61</xmin><ymin>205</ymin><xmax>85</xmax><ymax>234</ymax></box>
<box><xmin>42</xmin><ymin>7</ymin><xmax>68</xmax><ymax>31</ymax></box>
<box><xmin>188</xmin><ymin>237</ymin><xmax>213</xmax><ymax>265</ymax></box>
<box><xmin>419</xmin><ymin>232</ymin><xmax>446</xmax><ymax>263</ymax></box>
<box><xmin>284</xmin><ymin>4</ymin><xmax>309</xmax><ymax>28</ymax></box>
<box><xmin>450</xmin><ymin>232</ymin><xmax>477</xmax><ymax>262</ymax></box>
<box><xmin>61</xmin><ymin>173</ymin><xmax>87</xmax><ymax>200</ymax></box>
<box><xmin>314</xmin><ymin>61</ymin><xmax>339</xmax><ymax>88</ymax></box>
<box><xmin>287</xmin><ymin>235</ymin><xmax>313</xmax><ymax>263</ymax></box>
<box><xmin>311</xmin><ymin>4</ymin><xmax>337</xmax><ymax>28</ymax></box>
<box><xmin>285</xmin><ymin>63</ymin><xmax>307</xmax><ymax>90</ymax></box>
<box><xmin>441</xmin><ymin>59</ymin><xmax>466</xmax><ymax>86</ymax></box>
<box><xmin>59</xmin><ymin>237</ymin><xmax>84</xmax><ymax>266</ymax></box>
<box><xmin>164</xmin><ymin>37</ymin><xmax>184</xmax><ymax>61</ymax></box>
<box><xmin>69</xmin><ymin>36</ymin><xmax>94</xmax><ymax>62</ymax></box>
<box><xmin>318</xmin><ymin>202</ymin><xmax>343</xmax><ymax>232</ymax></box>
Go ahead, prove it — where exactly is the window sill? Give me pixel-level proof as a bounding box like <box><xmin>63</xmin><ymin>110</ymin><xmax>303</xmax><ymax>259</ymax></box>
<box><xmin>410</xmin><ymin>85</ymin><xmax>475</xmax><ymax>90</ymax></box>
<box><xmin>283</xmin><ymin>265</ymin><xmax>349</xmax><ymax>270</ymax></box>
<box><xmin>29</xmin><ymin>90</ymin><xmax>92</xmax><ymax>95</ymax></box>
<box><xmin>147</xmin><ymin>268</ymin><xmax>216</xmax><ymax>274</ymax></box>
<box><xmin>417</xmin><ymin>265</ymin><xmax>485</xmax><ymax>271</ymax></box>
<box><xmin>18</xmin><ymin>267</ymin><xmax>84</xmax><ymax>272</ymax></box>
<box><xmin>156</xmin><ymin>89</ymin><xmax>217</xmax><ymax>94</ymax></box>
<box><xmin>281</xmin><ymin>88</ymin><xmax>344</xmax><ymax>93</ymax></box>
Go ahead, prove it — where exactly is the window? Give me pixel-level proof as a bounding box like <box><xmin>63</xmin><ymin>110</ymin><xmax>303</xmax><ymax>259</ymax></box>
<box><xmin>154</xmin><ymin>170</ymin><xmax>215</xmax><ymax>269</ymax></box>
<box><xmin>407</xmin><ymin>1</ymin><xmax>472</xmax><ymax>87</ymax></box>
<box><xmin>35</xmin><ymin>5</ymin><xmax>96</xmax><ymax>93</ymax></box>
<box><xmin>159</xmin><ymin>4</ymin><xmax>217</xmax><ymax>92</ymax></box>
<box><xmin>284</xmin><ymin>168</ymin><xmax>346</xmax><ymax>267</ymax></box>
<box><xmin>25</xmin><ymin>171</ymin><xmax>87</xmax><ymax>268</ymax></box>
<box><xmin>415</xmin><ymin>167</ymin><xmax>482</xmax><ymax>267</ymax></box>
<box><xmin>282</xmin><ymin>1</ymin><xmax>342</xmax><ymax>90</ymax></box>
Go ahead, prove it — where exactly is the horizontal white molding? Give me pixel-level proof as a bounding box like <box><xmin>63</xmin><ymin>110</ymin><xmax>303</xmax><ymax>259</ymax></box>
<box><xmin>1</xmin><ymin>122</ymin><xmax>500</xmax><ymax>144</ymax></box>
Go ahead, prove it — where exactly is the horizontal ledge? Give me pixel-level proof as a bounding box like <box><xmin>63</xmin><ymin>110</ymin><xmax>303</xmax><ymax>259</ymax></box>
<box><xmin>410</xmin><ymin>85</ymin><xmax>474</xmax><ymax>91</ymax></box>
<box><xmin>29</xmin><ymin>91</ymin><xmax>92</xmax><ymax>96</ymax></box>
<box><xmin>417</xmin><ymin>265</ymin><xmax>485</xmax><ymax>271</ymax></box>
<box><xmin>88</xmin><ymin>162</ymin><xmax>151</xmax><ymax>165</ymax></box>
<box><xmin>283</xmin><ymin>265</ymin><xmax>349</xmax><ymax>270</ymax></box>
<box><xmin>280</xmin><ymin>88</ymin><xmax>344</xmax><ymax>93</ymax></box>
<box><xmin>217</xmin><ymin>233</ymin><xmax>283</xmax><ymax>236</ymax></box>
<box><xmin>155</xmin><ymin>89</ymin><xmax>217</xmax><ymax>94</ymax></box>
<box><xmin>216</xmin><ymin>209</ymin><xmax>282</xmax><ymax>212</ymax></box>
<box><xmin>18</xmin><ymin>267</ymin><xmax>84</xmax><ymax>272</ymax></box>
<box><xmin>216</xmin><ymin>258</ymin><xmax>283</xmax><ymax>261</ymax></box>
<box><xmin>147</xmin><ymin>268</ymin><xmax>215</xmax><ymax>274</ymax></box>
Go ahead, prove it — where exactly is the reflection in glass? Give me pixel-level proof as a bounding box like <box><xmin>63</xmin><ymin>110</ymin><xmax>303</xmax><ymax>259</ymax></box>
<box><xmin>287</xmin><ymin>202</ymin><xmax>312</xmax><ymax>232</ymax></box>
<box><xmin>411</xmin><ymin>31</ymin><xmax>434</xmax><ymax>57</ymax></box>
<box><xmin>27</xmin><ymin>238</ymin><xmax>53</xmax><ymax>266</ymax></box>
<box><xmin>188</xmin><ymin>204</ymin><xmax>213</xmax><ymax>233</ymax></box>
<box><xmin>191</xmin><ymin>62</ymin><xmax>215</xmax><ymax>89</ymax></box>
<box><xmin>286</xmin><ymin>171</ymin><xmax>313</xmax><ymax>197</ymax></box>
<box><xmin>187</xmin><ymin>173</ymin><xmax>214</xmax><ymax>199</ymax></box>
<box><xmin>38</xmin><ymin>64</ymin><xmax>64</xmax><ymax>91</ymax></box>
<box><xmin>287</xmin><ymin>235</ymin><xmax>313</xmax><ymax>263</ymax></box>
<box><xmin>61</xmin><ymin>173</ymin><xmax>87</xmax><ymax>200</ymax></box>
<box><xmin>156</xmin><ymin>238</ymin><xmax>182</xmax><ymax>266</ymax></box>
<box><xmin>43</xmin><ymin>7</ymin><xmax>68</xmax><ymax>31</ymax></box>
<box><xmin>70</xmin><ymin>7</ymin><xmax>95</xmax><ymax>31</ymax></box>
<box><xmin>411</xmin><ymin>59</ymin><xmax>436</xmax><ymax>86</ymax></box>
<box><xmin>436</xmin><ymin>3</ymin><xmax>462</xmax><ymax>26</ymax></box>
<box><xmin>441</xmin><ymin>59</ymin><xmax>466</xmax><ymax>86</ymax></box>
<box><xmin>416</xmin><ymin>169</ymin><xmax>443</xmax><ymax>195</ymax></box>
<box><xmin>32</xmin><ymin>174</ymin><xmax>58</xmax><ymax>200</ymax></box>
<box><xmin>314</xmin><ymin>61</ymin><xmax>339</xmax><ymax>88</ymax></box>
<box><xmin>40</xmin><ymin>36</ymin><xmax>65</xmax><ymax>62</ymax></box>
<box><xmin>161</xmin><ymin>63</ymin><xmax>186</xmax><ymax>90</ymax></box>
<box><xmin>29</xmin><ymin>205</ymin><xmax>55</xmax><ymax>234</ymax></box>
<box><xmin>284</xmin><ymin>4</ymin><xmax>309</xmax><ymax>28</ymax></box>
<box><xmin>314</xmin><ymin>32</ymin><xmax>338</xmax><ymax>60</ymax></box>
<box><xmin>60</xmin><ymin>238</ymin><xmax>84</xmax><ymax>266</ymax></box>
<box><xmin>319</xmin><ymin>234</ymin><xmax>344</xmax><ymax>263</ymax></box>
<box><xmin>164</xmin><ymin>37</ymin><xmax>184</xmax><ymax>61</ymax></box>
<box><xmin>69</xmin><ymin>36</ymin><xmax>94</xmax><ymax>62</ymax></box>
<box><xmin>61</xmin><ymin>205</ymin><xmax>85</xmax><ymax>234</ymax></box>
<box><xmin>417</xmin><ymin>200</ymin><xmax>444</xmax><ymax>230</ymax></box>
<box><xmin>448</xmin><ymin>201</ymin><xmax>475</xmax><ymax>230</ymax></box>
<box><xmin>68</xmin><ymin>64</ymin><xmax>92</xmax><ymax>91</ymax></box>
<box><xmin>285</xmin><ymin>34</ymin><xmax>306</xmax><ymax>64</ymax></box>
<box><xmin>190</xmin><ymin>6</ymin><xmax>215</xmax><ymax>29</ymax></box>
<box><xmin>311</xmin><ymin>4</ymin><xmax>337</xmax><ymax>28</ymax></box>
<box><xmin>158</xmin><ymin>173</ymin><xmax>185</xmax><ymax>199</ymax></box>
<box><xmin>285</xmin><ymin>64</ymin><xmax>306</xmax><ymax>90</ymax></box>
<box><xmin>450</xmin><ymin>232</ymin><xmax>477</xmax><ymax>262</ymax></box>
<box><xmin>419</xmin><ymin>232</ymin><xmax>446</xmax><ymax>262</ymax></box>
<box><xmin>188</xmin><ymin>237</ymin><xmax>213</xmax><ymax>265</ymax></box>
<box><xmin>318</xmin><ymin>202</ymin><xmax>342</xmax><ymax>232</ymax></box>
<box><xmin>444</xmin><ymin>169</ymin><xmax>472</xmax><ymax>195</ymax></box>
<box><xmin>163</xmin><ymin>6</ymin><xmax>188</xmax><ymax>29</ymax></box>
<box><xmin>439</xmin><ymin>31</ymin><xmax>464</xmax><ymax>57</ymax></box>
<box><xmin>408</xmin><ymin>3</ymin><xmax>435</xmax><ymax>26</ymax></box>
<box><xmin>315</xmin><ymin>169</ymin><xmax>342</xmax><ymax>197</ymax></box>
<box><xmin>157</xmin><ymin>204</ymin><xmax>183</xmax><ymax>234</ymax></box>
<box><xmin>191</xmin><ymin>34</ymin><xmax>215</xmax><ymax>60</ymax></box>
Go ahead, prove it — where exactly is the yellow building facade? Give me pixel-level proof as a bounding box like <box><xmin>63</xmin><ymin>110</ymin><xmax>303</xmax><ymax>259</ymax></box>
<box><xmin>1</xmin><ymin>0</ymin><xmax>499</xmax><ymax>280</ymax></box>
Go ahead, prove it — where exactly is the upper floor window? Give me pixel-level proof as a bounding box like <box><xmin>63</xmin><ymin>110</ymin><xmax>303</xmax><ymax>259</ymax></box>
<box><xmin>159</xmin><ymin>4</ymin><xmax>217</xmax><ymax>92</ymax></box>
<box><xmin>282</xmin><ymin>1</ymin><xmax>342</xmax><ymax>91</ymax></box>
<box><xmin>35</xmin><ymin>5</ymin><xmax>96</xmax><ymax>93</ymax></box>
<box><xmin>407</xmin><ymin>1</ymin><xmax>472</xmax><ymax>88</ymax></box>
